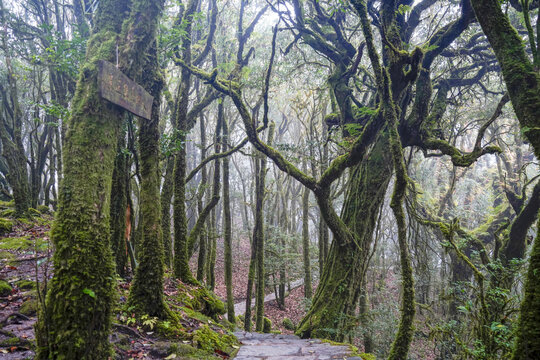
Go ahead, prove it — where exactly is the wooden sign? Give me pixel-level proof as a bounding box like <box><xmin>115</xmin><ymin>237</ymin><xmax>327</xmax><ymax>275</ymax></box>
<box><xmin>97</xmin><ymin>60</ymin><xmax>154</xmax><ymax>120</ymax></box>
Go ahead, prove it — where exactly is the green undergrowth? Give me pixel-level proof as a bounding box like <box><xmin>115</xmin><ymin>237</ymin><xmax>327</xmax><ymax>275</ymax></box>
<box><xmin>0</xmin><ymin>235</ymin><xmax>49</xmax><ymax>252</ymax></box>
<box><xmin>115</xmin><ymin>279</ymin><xmax>239</xmax><ymax>359</ymax></box>
<box><xmin>0</xmin><ymin>250</ymin><xmax>16</xmax><ymax>261</ymax></box>
<box><xmin>0</xmin><ymin>217</ymin><xmax>13</xmax><ymax>234</ymax></box>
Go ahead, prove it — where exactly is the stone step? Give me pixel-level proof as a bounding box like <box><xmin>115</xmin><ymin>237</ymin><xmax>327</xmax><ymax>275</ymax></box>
<box><xmin>233</xmin><ymin>332</ymin><xmax>362</xmax><ymax>360</ymax></box>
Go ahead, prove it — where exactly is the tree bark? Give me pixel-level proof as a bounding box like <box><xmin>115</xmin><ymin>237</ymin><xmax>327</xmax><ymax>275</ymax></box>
<box><xmin>296</xmin><ymin>135</ymin><xmax>392</xmax><ymax>340</ymax></box>
<box><xmin>302</xmin><ymin>186</ymin><xmax>312</xmax><ymax>299</ymax></box>
<box><xmin>127</xmin><ymin>40</ymin><xmax>170</xmax><ymax>318</ymax></box>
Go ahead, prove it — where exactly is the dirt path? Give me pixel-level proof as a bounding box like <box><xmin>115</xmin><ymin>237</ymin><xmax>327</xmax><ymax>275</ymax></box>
<box><xmin>233</xmin><ymin>332</ymin><xmax>362</xmax><ymax>360</ymax></box>
<box><xmin>233</xmin><ymin>278</ymin><xmax>304</xmax><ymax>316</ymax></box>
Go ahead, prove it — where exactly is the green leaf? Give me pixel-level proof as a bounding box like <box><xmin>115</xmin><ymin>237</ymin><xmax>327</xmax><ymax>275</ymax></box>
<box><xmin>397</xmin><ymin>4</ymin><xmax>412</xmax><ymax>15</ymax></box>
<box><xmin>82</xmin><ymin>288</ymin><xmax>96</xmax><ymax>298</ymax></box>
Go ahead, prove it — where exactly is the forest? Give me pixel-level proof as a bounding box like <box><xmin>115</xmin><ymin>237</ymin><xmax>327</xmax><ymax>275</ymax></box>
<box><xmin>0</xmin><ymin>0</ymin><xmax>539</xmax><ymax>359</ymax></box>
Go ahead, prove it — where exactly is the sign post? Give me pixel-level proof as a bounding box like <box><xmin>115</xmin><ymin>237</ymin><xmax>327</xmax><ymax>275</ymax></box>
<box><xmin>97</xmin><ymin>60</ymin><xmax>154</xmax><ymax>120</ymax></box>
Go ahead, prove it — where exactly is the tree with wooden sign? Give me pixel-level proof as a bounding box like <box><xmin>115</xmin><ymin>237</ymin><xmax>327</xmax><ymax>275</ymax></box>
<box><xmin>35</xmin><ymin>0</ymin><xmax>164</xmax><ymax>358</ymax></box>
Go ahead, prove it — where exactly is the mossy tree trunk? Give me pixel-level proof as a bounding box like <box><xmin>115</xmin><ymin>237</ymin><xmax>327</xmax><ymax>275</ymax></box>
<box><xmin>109</xmin><ymin>126</ymin><xmax>129</xmax><ymax>278</ymax></box>
<box><xmin>160</xmin><ymin>156</ymin><xmax>174</xmax><ymax>269</ymax></box>
<box><xmin>207</xmin><ymin>207</ymin><xmax>218</xmax><ymax>290</ymax></box>
<box><xmin>296</xmin><ymin>136</ymin><xmax>392</xmax><ymax>340</ymax></box>
<box><xmin>302</xmin><ymin>185</ymin><xmax>312</xmax><ymax>299</ymax></box>
<box><xmin>253</xmin><ymin>152</ymin><xmax>265</xmax><ymax>332</ymax></box>
<box><xmin>222</xmin><ymin>115</ymin><xmax>235</xmax><ymax>322</ymax></box>
<box><xmin>35</xmin><ymin>0</ymin><xmax>163</xmax><ymax>357</ymax></box>
<box><xmin>255</xmin><ymin>125</ymin><xmax>274</xmax><ymax>331</ymax></box>
<box><xmin>173</xmin><ymin>87</ymin><xmax>195</xmax><ymax>282</ymax></box>
<box><xmin>196</xmin><ymin>113</ymin><xmax>208</xmax><ymax>282</ymax></box>
<box><xmin>172</xmin><ymin>0</ymin><xmax>199</xmax><ymax>284</ymax></box>
<box><xmin>127</xmin><ymin>39</ymin><xmax>170</xmax><ymax>318</ymax></box>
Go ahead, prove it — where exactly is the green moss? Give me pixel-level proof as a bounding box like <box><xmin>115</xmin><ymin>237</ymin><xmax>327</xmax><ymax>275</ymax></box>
<box><xmin>19</xmin><ymin>299</ymin><xmax>38</xmax><ymax>316</ymax></box>
<box><xmin>1</xmin><ymin>209</ymin><xmax>15</xmax><ymax>217</ymax></box>
<box><xmin>0</xmin><ymin>280</ymin><xmax>12</xmax><ymax>296</ymax></box>
<box><xmin>16</xmin><ymin>217</ymin><xmax>32</xmax><ymax>225</ymax></box>
<box><xmin>0</xmin><ymin>218</ymin><xmax>13</xmax><ymax>234</ymax></box>
<box><xmin>178</xmin><ymin>286</ymin><xmax>225</xmax><ymax>320</ymax></box>
<box><xmin>166</xmin><ymin>342</ymin><xmax>221</xmax><ymax>359</ymax></box>
<box><xmin>37</xmin><ymin>205</ymin><xmax>50</xmax><ymax>214</ymax></box>
<box><xmin>0</xmin><ymin>200</ymin><xmax>14</xmax><ymax>209</ymax></box>
<box><xmin>282</xmin><ymin>317</ymin><xmax>296</xmax><ymax>331</ymax></box>
<box><xmin>16</xmin><ymin>279</ymin><xmax>36</xmax><ymax>290</ymax></box>
<box><xmin>321</xmin><ymin>339</ymin><xmax>362</xmax><ymax>357</ymax></box>
<box><xmin>192</xmin><ymin>324</ymin><xmax>238</xmax><ymax>355</ymax></box>
<box><xmin>359</xmin><ymin>353</ymin><xmax>377</xmax><ymax>360</ymax></box>
<box><xmin>263</xmin><ymin>317</ymin><xmax>272</xmax><ymax>333</ymax></box>
<box><xmin>28</xmin><ymin>208</ymin><xmax>41</xmax><ymax>217</ymax></box>
<box><xmin>324</xmin><ymin>112</ymin><xmax>340</xmax><ymax>125</ymax></box>
<box><xmin>1</xmin><ymin>337</ymin><xmax>20</xmax><ymax>346</ymax></box>
<box><xmin>154</xmin><ymin>318</ymin><xmax>184</xmax><ymax>338</ymax></box>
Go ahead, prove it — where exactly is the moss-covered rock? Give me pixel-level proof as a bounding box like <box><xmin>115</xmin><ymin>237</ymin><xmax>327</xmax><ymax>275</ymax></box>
<box><xmin>0</xmin><ymin>217</ymin><xmax>13</xmax><ymax>234</ymax></box>
<box><xmin>193</xmin><ymin>324</ymin><xmax>238</xmax><ymax>354</ymax></box>
<box><xmin>263</xmin><ymin>317</ymin><xmax>272</xmax><ymax>333</ymax></box>
<box><xmin>178</xmin><ymin>285</ymin><xmax>225</xmax><ymax>320</ymax></box>
<box><xmin>0</xmin><ymin>279</ymin><xmax>12</xmax><ymax>296</ymax></box>
<box><xmin>282</xmin><ymin>317</ymin><xmax>296</xmax><ymax>331</ymax></box>
<box><xmin>162</xmin><ymin>342</ymin><xmax>213</xmax><ymax>359</ymax></box>
<box><xmin>19</xmin><ymin>299</ymin><xmax>38</xmax><ymax>316</ymax></box>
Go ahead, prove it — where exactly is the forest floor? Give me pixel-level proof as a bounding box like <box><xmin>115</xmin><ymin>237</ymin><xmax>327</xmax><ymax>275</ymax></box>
<box><xmin>0</xmin><ymin>215</ymin><xmax>320</xmax><ymax>359</ymax></box>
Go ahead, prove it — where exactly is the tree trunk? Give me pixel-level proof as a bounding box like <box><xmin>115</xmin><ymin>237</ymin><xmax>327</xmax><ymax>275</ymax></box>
<box><xmin>109</xmin><ymin>126</ymin><xmax>129</xmax><ymax>278</ymax></box>
<box><xmin>296</xmin><ymin>135</ymin><xmax>392</xmax><ymax>340</ymax></box>
<box><xmin>222</xmin><ymin>116</ymin><xmax>235</xmax><ymax>322</ymax></box>
<box><xmin>196</xmin><ymin>113</ymin><xmax>208</xmax><ymax>282</ymax></box>
<box><xmin>127</xmin><ymin>41</ymin><xmax>169</xmax><ymax>318</ymax></box>
<box><xmin>302</xmin><ymin>186</ymin><xmax>312</xmax><ymax>299</ymax></box>
<box><xmin>160</xmin><ymin>156</ymin><xmax>174</xmax><ymax>268</ymax></box>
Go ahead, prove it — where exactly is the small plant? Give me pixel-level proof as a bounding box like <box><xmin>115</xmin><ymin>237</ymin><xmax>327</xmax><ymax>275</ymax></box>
<box><xmin>141</xmin><ymin>314</ymin><xmax>158</xmax><ymax>330</ymax></box>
